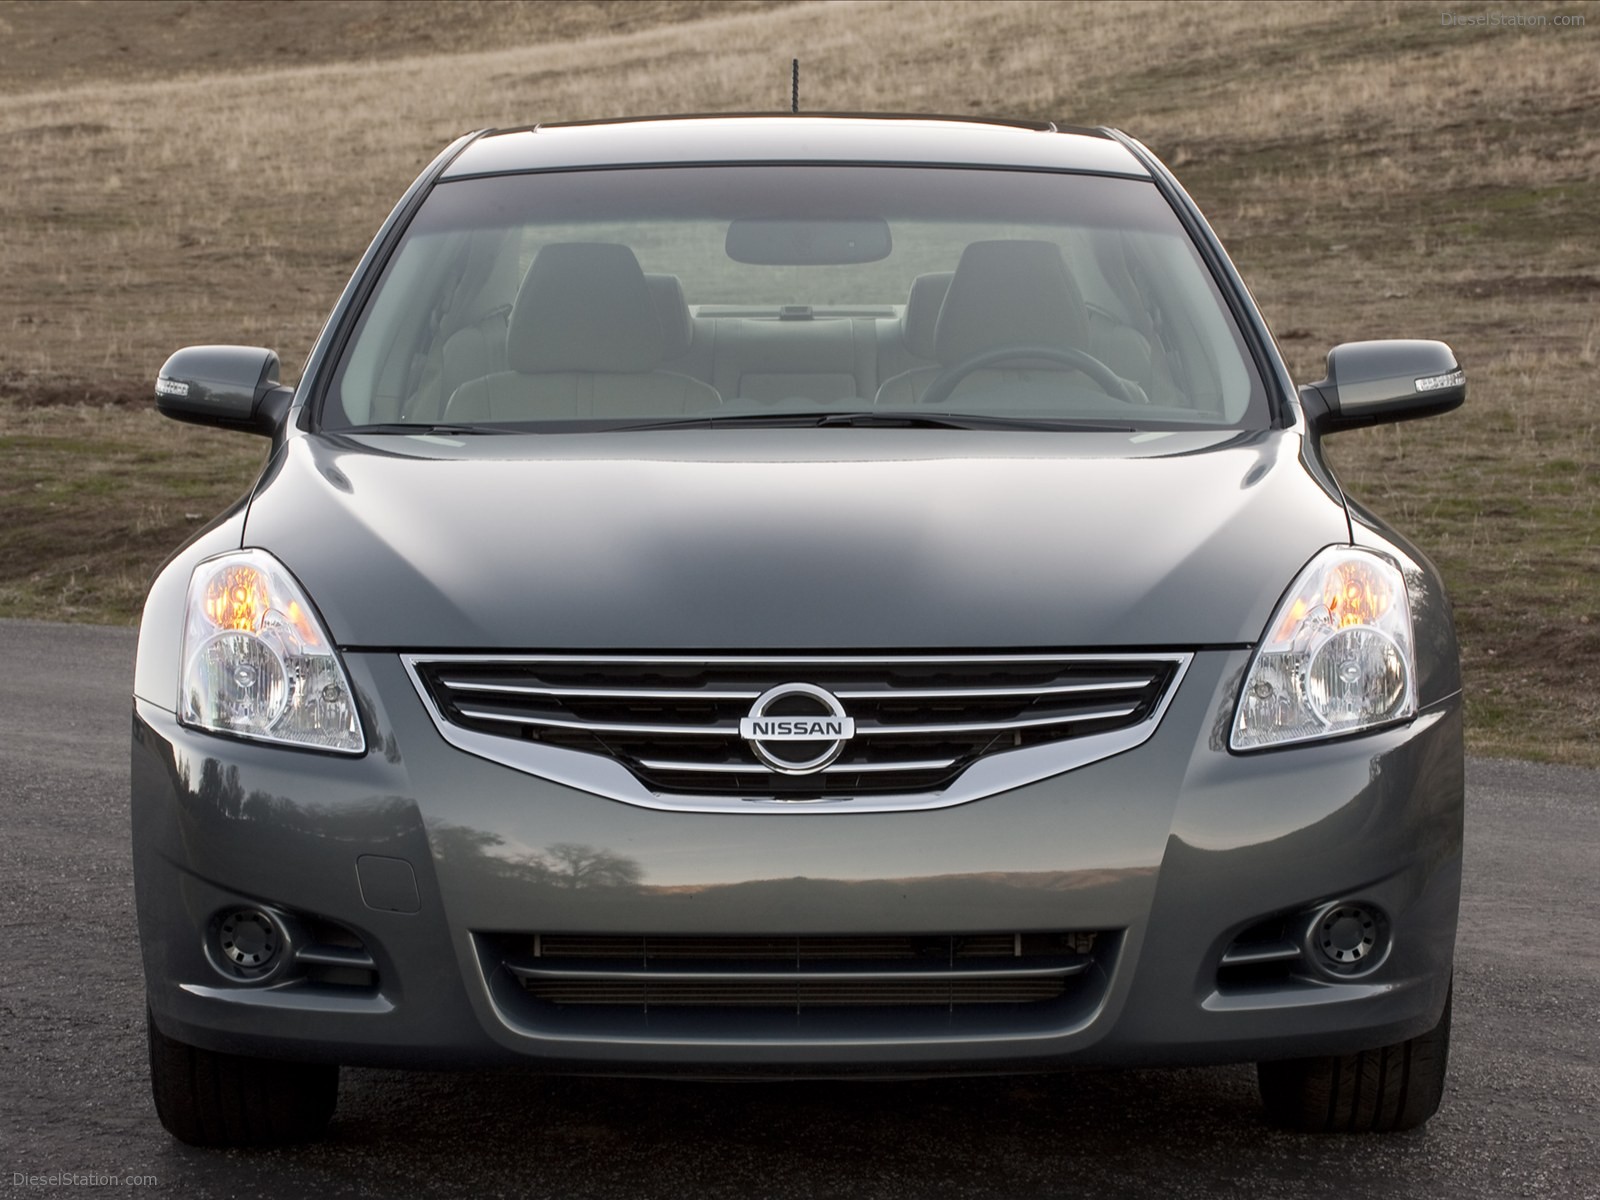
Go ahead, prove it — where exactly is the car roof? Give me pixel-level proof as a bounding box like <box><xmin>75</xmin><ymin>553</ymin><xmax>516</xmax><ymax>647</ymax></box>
<box><xmin>440</xmin><ymin>114</ymin><xmax>1149</xmax><ymax>179</ymax></box>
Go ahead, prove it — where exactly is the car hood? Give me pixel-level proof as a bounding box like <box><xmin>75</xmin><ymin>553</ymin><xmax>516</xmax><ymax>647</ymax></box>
<box><xmin>243</xmin><ymin>428</ymin><xmax>1348</xmax><ymax>650</ymax></box>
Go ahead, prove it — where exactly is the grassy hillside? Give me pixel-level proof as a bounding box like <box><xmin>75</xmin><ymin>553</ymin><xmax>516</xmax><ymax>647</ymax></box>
<box><xmin>0</xmin><ymin>0</ymin><xmax>1595</xmax><ymax>763</ymax></box>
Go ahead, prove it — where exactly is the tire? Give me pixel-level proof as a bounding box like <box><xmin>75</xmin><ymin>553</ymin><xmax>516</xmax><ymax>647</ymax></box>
<box><xmin>1257</xmin><ymin>984</ymin><xmax>1452</xmax><ymax>1133</ymax></box>
<box><xmin>146</xmin><ymin>1005</ymin><xmax>339</xmax><ymax>1146</ymax></box>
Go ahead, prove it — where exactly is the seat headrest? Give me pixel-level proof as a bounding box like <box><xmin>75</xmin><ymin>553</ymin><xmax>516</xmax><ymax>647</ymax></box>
<box><xmin>507</xmin><ymin>242</ymin><xmax>664</xmax><ymax>373</ymax></box>
<box><xmin>933</xmin><ymin>241</ymin><xmax>1090</xmax><ymax>366</ymax></box>
<box><xmin>644</xmin><ymin>273</ymin><xmax>693</xmax><ymax>361</ymax></box>
<box><xmin>902</xmin><ymin>272</ymin><xmax>952</xmax><ymax>361</ymax></box>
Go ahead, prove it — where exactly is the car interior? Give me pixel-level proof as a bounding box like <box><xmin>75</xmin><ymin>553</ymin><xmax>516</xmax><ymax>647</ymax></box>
<box><xmin>416</xmin><ymin>238</ymin><xmax>1183</xmax><ymax>423</ymax></box>
<box><xmin>329</xmin><ymin>205</ymin><xmax>1255</xmax><ymax>430</ymax></box>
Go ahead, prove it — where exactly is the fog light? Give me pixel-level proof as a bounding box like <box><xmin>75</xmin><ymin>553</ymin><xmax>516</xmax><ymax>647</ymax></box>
<box><xmin>209</xmin><ymin>907</ymin><xmax>294</xmax><ymax>981</ymax></box>
<box><xmin>1307</xmin><ymin>902</ymin><xmax>1389</xmax><ymax>975</ymax></box>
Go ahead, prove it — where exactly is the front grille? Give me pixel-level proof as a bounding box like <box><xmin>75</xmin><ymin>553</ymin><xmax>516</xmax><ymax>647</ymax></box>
<box><xmin>406</xmin><ymin>653</ymin><xmax>1187</xmax><ymax>807</ymax></box>
<box><xmin>489</xmin><ymin>932</ymin><xmax>1104</xmax><ymax>1010</ymax></box>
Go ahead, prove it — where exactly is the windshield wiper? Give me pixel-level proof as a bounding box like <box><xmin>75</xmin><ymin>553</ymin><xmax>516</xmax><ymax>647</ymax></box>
<box><xmin>604</xmin><ymin>411</ymin><xmax>1137</xmax><ymax>433</ymax></box>
<box><xmin>815</xmin><ymin>411</ymin><xmax>1136</xmax><ymax>432</ymax></box>
<box><xmin>339</xmin><ymin>422</ymin><xmax>523</xmax><ymax>436</ymax></box>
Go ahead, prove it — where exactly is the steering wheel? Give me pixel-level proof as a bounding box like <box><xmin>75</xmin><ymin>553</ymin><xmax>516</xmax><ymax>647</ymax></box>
<box><xmin>918</xmin><ymin>344</ymin><xmax>1137</xmax><ymax>407</ymax></box>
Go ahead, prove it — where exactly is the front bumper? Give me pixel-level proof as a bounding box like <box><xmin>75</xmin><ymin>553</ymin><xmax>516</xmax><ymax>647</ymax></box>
<box><xmin>132</xmin><ymin>648</ymin><xmax>1461</xmax><ymax>1074</ymax></box>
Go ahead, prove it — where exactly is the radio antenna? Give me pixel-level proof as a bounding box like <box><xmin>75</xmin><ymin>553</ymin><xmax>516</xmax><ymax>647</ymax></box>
<box><xmin>791</xmin><ymin>58</ymin><xmax>799</xmax><ymax>113</ymax></box>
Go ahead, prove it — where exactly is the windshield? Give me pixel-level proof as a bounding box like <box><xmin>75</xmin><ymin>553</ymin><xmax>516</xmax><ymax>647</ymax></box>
<box><xmin>321</xmin><ymin>165</ymin><xmax>1268</xmax><ymax>432</ymax></box>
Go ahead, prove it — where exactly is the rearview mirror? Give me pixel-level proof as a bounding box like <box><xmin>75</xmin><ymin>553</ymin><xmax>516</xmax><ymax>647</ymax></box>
<box><xmin>1300</xmin><ymin>339</ymin><xmax>1465</xmax><ymax>435</ymax></box>
<box><xmin>155</xmin><ymin>345</ymin><xmax>294</xmax><ymax>437</ymax></box>
<box><xmin>725</xmin><ymin>218</ymin><xmax>892</xmax><ymax>265</ymax></box>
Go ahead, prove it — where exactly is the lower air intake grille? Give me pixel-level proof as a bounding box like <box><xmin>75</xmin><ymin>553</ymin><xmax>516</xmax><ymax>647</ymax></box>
<box><xmin>491</xmin><ymin>932</ymin><xmax>1103</xmax><ymax>1010</ymax></box>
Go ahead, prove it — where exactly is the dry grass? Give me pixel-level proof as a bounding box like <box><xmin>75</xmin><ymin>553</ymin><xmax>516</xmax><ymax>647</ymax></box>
<box><xmin>3</xmin><ymin>0</ymin><xmax>1595</xmax><ymax>380</ymax></box>
<box><xmin>0</xmin><ymin>1</ymin><xmax>792</xmax><ymax>93</ymax></box>
<box><xmin>0</xmin><ymin>401</ymin><xmax>267</xmax><ymax>623</ymax></box>
<box><xmin>0</xmin><ymin>0</ymin><xmax>1596</xmax><ymax>763</ymax></box>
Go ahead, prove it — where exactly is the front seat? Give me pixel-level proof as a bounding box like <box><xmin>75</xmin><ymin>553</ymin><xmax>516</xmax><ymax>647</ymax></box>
<box><xmin>447</xmin><ymin>242</ymin><xmax>720</xmax><ymax>421</ymax></box>
<box><xmin>874</xmin><ymin>240</ymin><xmax>1122</xmax><ymax>408</ymax></box>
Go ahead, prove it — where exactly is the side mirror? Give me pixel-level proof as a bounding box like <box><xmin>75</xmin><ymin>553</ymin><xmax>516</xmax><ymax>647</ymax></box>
<box><xmin>155</xmin><ymin>346</ymin><xmax>294</xmax><ymax>437</ymax></box>
<box><xmin>1299</xmin><ymin>339</ymin><xmax>1464</xmax><ymax>435</ymax></box>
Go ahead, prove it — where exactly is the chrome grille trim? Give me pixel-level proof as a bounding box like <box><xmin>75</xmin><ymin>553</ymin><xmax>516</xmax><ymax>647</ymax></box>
<box><xmin>441</xmin><ymin>680</ymin><xmax>764</xmax><ymax>701</ymax></box>
<box><xmin>403</xmin><ymin>652</ymin><xmax>1192</xmax><ymax>814</ymax></box>
<box><xmin>452</xmin><ymin>704</ymin><xmax>1141</xmax><ymax>738</ymax></box>
<box><xmin>443</xmin><ymin>678</ymin><xmax>1152</xmax><ymax>703</ymax></box>
<box><xmin>833</xmin><ymin>679</ymin><xmax>1152</xmax><ymax>699</ymax></box>
<box><xmin>454</xmin><ymin>708</ymin><xmax>742</xmax><ymax>737</ymax></box>
<box><xmin>422</xmin><ymin>652</ymin><xmax>1177</xmax><ymax>664</ymax></box>
<box><xmin>636</xmin><ymin>756</ymin><xmax>961</xmax><ymax>774</ymax></box>
<box><xmin>847</xmin><ymin>705</ymin><xmax>1142</xmax><ymax>736</ymax></box>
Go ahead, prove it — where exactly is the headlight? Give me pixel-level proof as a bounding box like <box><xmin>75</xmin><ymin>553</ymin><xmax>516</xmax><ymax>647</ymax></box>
<box><xmin>1231</xmin><ymin>546</ymin><xmax>1416</xmax><ymax>750</ymax></box>
<box><xmin>180</xmin><ymin>549</ymin><xmax>364</xmax><ymax>753</ymax></box>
